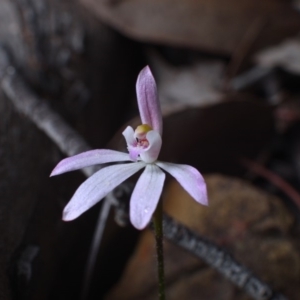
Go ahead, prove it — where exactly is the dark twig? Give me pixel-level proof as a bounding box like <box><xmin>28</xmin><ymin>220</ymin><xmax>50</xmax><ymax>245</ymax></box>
<box><xmin>0</xmin><ymin>46</ymin><xmax>97</xmax><ymax>177</ymax></box>
<box><xmin>241</xmin><ymin>158</ymin><xmax>300</xmax><ymax>211</ymax></box>
<box><xmin>1</xmin><ymin>47</ymin><xmax>288</xmax><ymax>300</ymax></box>
<box><xmin>229</xmin><ymin>66</ymin><xmax>271</xmax><ymax>91</ymax></box>
<box><xmin>162</xmin><ymin>214</ymin><xmax>286</xmax><ymax>300</ymax></box>
<box><xmin>2</xmin><ymin>70</ymin><xmax>90</xmax><ymax>157</ymax></box>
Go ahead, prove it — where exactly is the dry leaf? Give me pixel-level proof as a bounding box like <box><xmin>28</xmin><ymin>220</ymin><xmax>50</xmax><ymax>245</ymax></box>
<box><xmin>80</xmin><ymin>0</ymin><xmax>300</xmax><ymax>56</ymax></box>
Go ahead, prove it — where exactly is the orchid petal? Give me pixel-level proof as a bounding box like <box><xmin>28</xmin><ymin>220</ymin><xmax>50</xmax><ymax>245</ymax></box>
<box><xmin>50</xmin><ymin>150</ymin><xmax>130</xmax><ymax>176</ymax></box>
<box><xmin>122</xmin><ymin>126</ymin><xmax>141</xmax><ymax>161</ymax></box>
<box><xmin>140</xmin><ymin>130</ymin><xmax>162</xmax><ymax>163</ymax></box>
<box><xmin>122</xmin><ymin>126</ymin><xmax>136</xmax><ymax>146</ymax></box>
<box><xmin>130</xmin><ymin>164</ymin><xmax>165</xmax><ymax>229</ymax></box>
<box><xmin>63</xmin><ymin>162</ymin><xmax>145</xmax><ymax>221</ymax></box>
<box><xmin>156</xmin><ymin>162</ymin><xmax>208</xmax><ymax>205</ymax></box>
<box><xmin>136</xmin><ymin>66</ymin><xmax>163</xmax><ymax>135</ymax></box>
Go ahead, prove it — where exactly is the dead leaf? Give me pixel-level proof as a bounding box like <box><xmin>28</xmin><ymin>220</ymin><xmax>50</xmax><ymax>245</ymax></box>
<box><xmin>80</xmin><ymin>0</ymin><xmax>300</xmax><ymax>56</ymax></box>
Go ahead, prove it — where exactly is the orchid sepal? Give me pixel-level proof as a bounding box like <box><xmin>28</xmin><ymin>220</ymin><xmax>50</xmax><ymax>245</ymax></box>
<box><xmin>156</xmin><ymin>161</ymin><xmax>208</xmax><ymax>206</ymax></box>
<box><xmin>50</xmin><ymin>149</ymin><xmax>131</xmax><ymax>176</ymax></box>
<box><xmin>136</xmin><ymin>66</ymin><xmax>162</xmax><ymax>135</ymax></box>
<box><xmin>62</xmin><ymin>162</ymin><xmax>145</xmax><ymax>221</ymax></box>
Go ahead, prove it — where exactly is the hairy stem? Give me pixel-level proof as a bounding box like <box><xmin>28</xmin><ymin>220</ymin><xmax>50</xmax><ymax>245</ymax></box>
<box><xmin>153</xmin><ymin>200</ymin><xmax>165</xmax><ymax>300</ymax></box>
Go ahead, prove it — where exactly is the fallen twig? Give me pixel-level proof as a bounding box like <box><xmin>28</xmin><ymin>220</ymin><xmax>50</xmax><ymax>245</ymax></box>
<box><xmin>229</xmin><ymin>66</ymin><xmax>272</xmax><ymax>91</ymax></box>
<box><xmin>162</xmin><ymin>214</ymin><xmax>286</xmax><ymax>300</ymax></box>
<box><xmin>0</xmin><ymin>46</ymin><xmax>97</xmax><ymax>177</ymax></box>
<box><xmin>241</xmin><ymin>157</ymin><xmax>300</xmax><ymax>211</ymax></box>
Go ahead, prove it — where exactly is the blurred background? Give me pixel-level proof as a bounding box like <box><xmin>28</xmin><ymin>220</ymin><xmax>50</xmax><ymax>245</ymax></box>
<box><xmin>1</xmin><ymin>0</ymin><xmax>300</xmax><ymax>299</ymax></box>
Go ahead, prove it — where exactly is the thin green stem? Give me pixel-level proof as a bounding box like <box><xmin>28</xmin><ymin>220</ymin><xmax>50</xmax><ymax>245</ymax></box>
<box><xmin>153</xmin><ymin>200</ymin><xmax>165</xmax><ymax>300</ymax></box>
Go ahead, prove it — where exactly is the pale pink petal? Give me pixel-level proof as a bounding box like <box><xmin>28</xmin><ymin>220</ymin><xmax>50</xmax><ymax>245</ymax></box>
<box><xmin>156</xmin><ymin>162</ymin><xmax>208</xmax><ymax>205</ymax></box>
<box><xmin>130</xmin><ymin>164</ymin><xmax>165</xmax><ymax>230</ymax></box>
<box><xmin>63</xmin><ymin>162</ymin><xmax>145</xmax><ymax>221</ymax></box>
<box><xmin>136</xmin><ymin>66</ymin><xmax>163</xmax><ymax>135</ymax></box>
<box><xmin>140</xmin><ymin>130</ymin><xmax>162</xmax><ymax>163</ymax></box>
<box><xmin>50</xmin><ymin>149</ymin><xmax>130</xmax><ymax>176</ymax></box>
<box><xmin>122</xmin><ymin>126</ymin><xmax>141</xmax><ymax>161</ymax></box>
<box><xmin>122</xmin><ymin>126</ymin><xmax>136</xmax><ymax>146</ymax></box>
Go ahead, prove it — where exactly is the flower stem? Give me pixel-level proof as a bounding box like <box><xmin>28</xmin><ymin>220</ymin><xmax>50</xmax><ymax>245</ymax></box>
<box><xmin>153</xmin><ymin>200</ymin><xmax>165</xmax><ymax>300</ymax></box>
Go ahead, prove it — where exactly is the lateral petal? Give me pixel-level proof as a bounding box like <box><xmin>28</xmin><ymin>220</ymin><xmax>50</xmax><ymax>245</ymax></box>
<box><xmin>50</xmin><ymin>149</ymin><xmax>130</xmax><ymax>176</ymax></box>
<box><xmin>122</xmin><ymin>126</ymin><xmax>136</xmax><ymax>146</ymax></box>
<box><xmin>130</xmin><ymin>164</ymin><xmax>165</xmax><ymax>230</ymax></box>
<box><xmin>136</xmin><ymin>66</ymin><xmax>163</xmax><ymax>135</ymax></box>
<box><xmin>156</xmin><ymin>162</ymin><xmax>208</xmax><ymax>206</ymax></box>
<box><xmin>63</xmin><ymin>162</ymin><xmax>145</xmax><ymax>221</ymax></box>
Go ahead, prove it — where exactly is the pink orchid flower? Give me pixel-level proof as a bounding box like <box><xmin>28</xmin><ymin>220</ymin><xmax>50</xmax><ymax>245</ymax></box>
<box><xmin>51</xmin><ymin>66</ymin><xmax>207</xmax><ymax>230</ymax></box>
